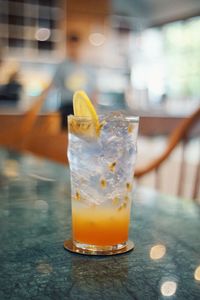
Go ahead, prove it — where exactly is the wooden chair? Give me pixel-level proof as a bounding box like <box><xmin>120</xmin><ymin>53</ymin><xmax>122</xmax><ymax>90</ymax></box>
<box><xmin>0</xmin><ymin>95</ymin><xmax>68</xmax><ymax>165</ymax></box>
<box><xmin>135</xmin><ymin>106</ymin><xmax>200</xmax><ymax>201</ymax></box>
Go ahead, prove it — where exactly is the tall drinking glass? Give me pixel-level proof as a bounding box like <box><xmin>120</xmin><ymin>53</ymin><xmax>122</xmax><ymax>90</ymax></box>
<box><xmin>65</xmin><ymin>113</ymin><xmax>139</xmax><ymax>255</ymax></box>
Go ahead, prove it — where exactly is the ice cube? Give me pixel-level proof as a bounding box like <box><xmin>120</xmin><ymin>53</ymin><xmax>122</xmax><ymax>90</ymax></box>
<box><xmin>103</xmin><ymin>111</ymin><xmax>128</xmax><ymax>121</ymax></box>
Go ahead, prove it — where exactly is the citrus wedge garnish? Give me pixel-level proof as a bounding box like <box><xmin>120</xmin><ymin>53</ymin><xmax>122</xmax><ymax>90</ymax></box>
<box><xmin>73</xmin><ymin>90</ymin><xmax>99</xmax><ymax>123</ymax></box>
<box><xmin>69</xmin><ymin>90</ymin><xmax>100</xmax><ymax>138</ymax></box>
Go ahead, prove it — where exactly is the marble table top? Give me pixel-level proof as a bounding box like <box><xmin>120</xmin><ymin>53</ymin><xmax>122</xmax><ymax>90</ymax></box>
<box><xmin>0</xmin><ymin>149</ymin><xmax>200</xmax><ymax>300</ymax></box>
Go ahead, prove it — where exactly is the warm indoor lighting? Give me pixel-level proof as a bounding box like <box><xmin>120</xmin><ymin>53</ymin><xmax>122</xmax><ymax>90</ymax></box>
<box><xmin>150</xmin><ymin>244</ymin><xmax>166</xmax><ymax>260</ymax></box>
<box><xmin>89</xmin><ymin>33</ymin><xmax>105</xmax><ymax>46</ymax></box>
<box><xmin>194</xmin><ymin>265</ymin><xmax>200</xmax><ymax>281</ymax></box>
<box><xmin>161</xmin><ymin>281</ymin><xmax>177</xmax><ymax>296</ymax></box>
<box><xmin>35</xmin><ymin>28</ymin><xmax>51</xmax><ymax>41</ymax></box>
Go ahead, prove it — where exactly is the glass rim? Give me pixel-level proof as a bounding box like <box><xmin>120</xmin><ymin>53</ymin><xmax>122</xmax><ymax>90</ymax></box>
<box><xmin>68</xmin><ymin>114</ymin><xmax>139</xmax><ymax>123</ymax></box>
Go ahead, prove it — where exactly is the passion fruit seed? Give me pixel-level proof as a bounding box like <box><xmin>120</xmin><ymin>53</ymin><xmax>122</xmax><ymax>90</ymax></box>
<box><xmin>118</xmin><ymin>202</ymin><xmax>127</xmax><ymax>211</ymax></box>
<box><xmin>74</xmin><ymin>191</ymin><xmax>81</xmax><ymax>201</ymax></box>
<box><xmin>100</xmin><ymin>178</ymin><xmax>107</xmax><ymax>188</ymax></box>
<box><xmin>126</xmin><ymin>182</ymin><xmax>132</xmax><ymax>192</ymax></box>
<box><xmin>108</xmin><ymin>161</ymin><xmax>117</xmax><ymax>172</ymax></box>
<box><xmin>96</xmin><ymin>120</ymin><xmax>107</xmax><ymax>136</ymax></box>
<box><xmin>112</xmin><ymin>196</ymin><xmax>120</xmax><ymax>205</ymax></box>
<box><xmin>128</xmin><ymin>124</ymin><xmax>134</xmax><ymax>133</ymax></box>
<box><xmin>124</xmin><ymin>195</ymin><xmax>129</xmax><ymax>203</ymax></box>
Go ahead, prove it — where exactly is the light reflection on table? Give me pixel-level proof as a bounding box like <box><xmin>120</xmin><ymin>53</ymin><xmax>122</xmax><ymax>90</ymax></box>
<box><xmin>150</xmin><ymin>244</ymin><xmax>166</xmax><ymax>260</ymax></box>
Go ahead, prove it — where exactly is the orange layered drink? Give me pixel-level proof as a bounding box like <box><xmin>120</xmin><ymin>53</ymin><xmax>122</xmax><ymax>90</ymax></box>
<box><xmin>68</xmin><ymin>91</ymin><xmax>139</xmax><ymax>253</ymax></box>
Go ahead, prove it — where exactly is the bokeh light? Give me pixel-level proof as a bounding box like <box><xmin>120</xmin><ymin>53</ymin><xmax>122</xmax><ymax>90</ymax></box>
<box><xmin>194</xmin><ymin>265</ymin><xmax>200</xmax><ymax>281</ymax></box>
<box><xmin>35</xmin><ymin>28</ymin><xmax>51</xmax><ymax>41</ymax></box>
<box><xmin>89</xmin><ymin>33</ymin><xmax>106</xmax><ymax>46</ymax></box>
<box><xmin>150</xmin><ymin>244</ymin><xmax>166</xmax><ymax>260</ymax></box>
<box><xmin>161</xmin><ymin>281</ymin><xmax>177</xmax><ymax>296</ymax></box>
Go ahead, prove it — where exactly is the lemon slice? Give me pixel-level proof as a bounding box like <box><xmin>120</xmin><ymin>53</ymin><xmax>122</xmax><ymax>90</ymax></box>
<box><xmin>73</xmin><ymin>90</ymin><xmax>99</xmax><ymax>124</ymax></box>
<box><xmin>71</xmin><ymin>90</ymin><xmax>100</xmax><ymax>138</ymax></box>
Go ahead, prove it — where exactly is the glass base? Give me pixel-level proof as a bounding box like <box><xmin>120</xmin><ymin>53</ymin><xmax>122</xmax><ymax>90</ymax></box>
<box><xmin>64</xmin><ymin>239</ymin><xmax>134</xmax><ymax>256</ymax></box>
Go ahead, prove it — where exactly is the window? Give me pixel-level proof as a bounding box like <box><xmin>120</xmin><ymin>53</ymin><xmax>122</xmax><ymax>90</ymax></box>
<box><xmin>131</xmin><ymin>17</ymin><xmax>200</xmax><ymax>110</ymax></box>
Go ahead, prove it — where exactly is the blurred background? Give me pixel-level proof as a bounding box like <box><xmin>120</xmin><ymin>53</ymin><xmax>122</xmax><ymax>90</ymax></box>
<box><xmin>0</xmin><ymin>0</ymin><xmax>200</xmax><ymax>199</ymax></box>
<box><xmin>0</xmin><ymin>0</ymin><xmax>200</xmax><ymax>112</ymax></box>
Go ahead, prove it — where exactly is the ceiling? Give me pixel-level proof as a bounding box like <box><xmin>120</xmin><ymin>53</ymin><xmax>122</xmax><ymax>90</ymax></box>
<box><xmin>112</xmin><ymin>0</ymin><xmax>200</xmax><ymax>26</ymax></box>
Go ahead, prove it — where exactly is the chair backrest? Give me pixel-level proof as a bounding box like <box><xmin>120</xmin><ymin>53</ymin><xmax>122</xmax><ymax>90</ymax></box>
<box><xmin>0</xmin><ymin>95</ymin><xmax>68</xmax><ymax>165</ymax></box>
<box><xmin>0</xmin><ymin>95</ymin><xmax>46</xmax><ymax>149</ymax></box>
<box><xmin>135</xmin><ymin>106</ymin><xmax>200</xmax><ymax>201</ymax></box>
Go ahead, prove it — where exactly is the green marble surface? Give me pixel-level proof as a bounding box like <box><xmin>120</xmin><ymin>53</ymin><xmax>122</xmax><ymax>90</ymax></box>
<box><xmin>0</xmin><ymin>149</ymin><xmax>200</xmax><ymax>300</ymax></box>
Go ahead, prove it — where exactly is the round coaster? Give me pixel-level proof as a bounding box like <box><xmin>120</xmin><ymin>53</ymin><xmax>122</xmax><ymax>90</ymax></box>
<box><xmin>64</xmin><ymin>239</ymin><xmax>134</xmax><ymax>256</ymax></box>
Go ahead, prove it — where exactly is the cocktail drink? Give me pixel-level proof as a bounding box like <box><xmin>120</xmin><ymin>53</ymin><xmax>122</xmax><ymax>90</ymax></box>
<box><xmin>66</xmin><ymin>91</ymin><xmax>139</xmax><ymax>254</ymax></box>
